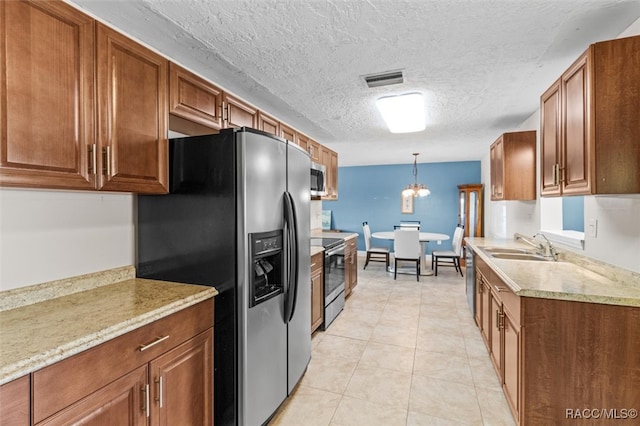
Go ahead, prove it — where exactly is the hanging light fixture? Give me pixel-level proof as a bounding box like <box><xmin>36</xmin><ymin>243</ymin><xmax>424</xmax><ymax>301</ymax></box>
<box><xmin>402</xmin><ymin>153</ymin><xmax>430</xmax><ymax>197</ymax></box>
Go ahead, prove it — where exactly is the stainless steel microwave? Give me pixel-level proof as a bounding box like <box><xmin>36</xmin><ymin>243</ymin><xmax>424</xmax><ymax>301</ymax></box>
<box><xmin>310</xmin><ymin>162</ymin><xmax>326</xmax><ymax>196</ymax></box>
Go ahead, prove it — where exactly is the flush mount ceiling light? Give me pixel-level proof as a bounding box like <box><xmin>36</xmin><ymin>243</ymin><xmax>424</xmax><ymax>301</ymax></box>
<box><xmin>402</xmin><ymin>153</ymin><xmax>430</xmax><ymax>197</ymax></box>
<box><xmin>376</xmin><ymin>93</ymin><xmax>425</xmax><ymax>133</ymax></box>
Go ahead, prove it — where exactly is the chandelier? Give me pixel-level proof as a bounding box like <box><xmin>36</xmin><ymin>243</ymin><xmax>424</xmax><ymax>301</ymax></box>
<box><xmin>402</xmin><ymin>153</ymin><xmax>430</xmax><ymax>197</ymax></box>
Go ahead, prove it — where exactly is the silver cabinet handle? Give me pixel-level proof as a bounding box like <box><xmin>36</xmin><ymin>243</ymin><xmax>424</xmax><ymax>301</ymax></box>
<box><xmin>155</xmin><ymin>376</ymin><xmax>163</xmax><ymax>408</ymax></box>
<box><xmin>138</xmin><ymin>335</ymin><xmax>170</xmax><ymax>352</ymax></box>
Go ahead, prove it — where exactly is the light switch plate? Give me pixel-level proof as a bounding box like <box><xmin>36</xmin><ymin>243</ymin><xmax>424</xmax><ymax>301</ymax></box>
<box><xmin>588</xmin><ymin>219</ymin><xmax>598</xmax><ymax>238</ymax></box>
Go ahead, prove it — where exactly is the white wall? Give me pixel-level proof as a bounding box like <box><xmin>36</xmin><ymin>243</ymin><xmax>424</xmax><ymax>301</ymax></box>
<box><xmin>0</xmin><ymin>188</ymin><xmax>134</xmax><ymax>290</ymax></box>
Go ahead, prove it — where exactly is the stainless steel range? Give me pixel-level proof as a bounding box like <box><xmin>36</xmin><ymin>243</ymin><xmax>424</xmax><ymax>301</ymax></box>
<box><xmin>311</xmin><ymin>237</ymin><xmax>346</xmax><ymax>329</ymax></box>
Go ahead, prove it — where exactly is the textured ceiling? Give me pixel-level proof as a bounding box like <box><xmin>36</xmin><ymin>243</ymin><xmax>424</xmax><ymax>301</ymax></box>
<box><xmin>70</xmin><ymin>0</ymin><xmax>640</xmax><ymax>166</ymax></box>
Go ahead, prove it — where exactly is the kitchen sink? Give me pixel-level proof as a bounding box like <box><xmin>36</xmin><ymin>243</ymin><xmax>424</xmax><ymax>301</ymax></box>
<box><xmin>489</xmin><ymin>253</ymin><xmax>549</xmax><ymax>261</ymax></box>
<box><xmin>481</xmin><ymin>247</ymin><xmax>531</xmax><ymax>254</ymax></box>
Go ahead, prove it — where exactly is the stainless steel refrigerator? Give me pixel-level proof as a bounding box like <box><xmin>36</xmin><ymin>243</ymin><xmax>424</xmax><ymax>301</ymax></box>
<box><xmin>136</xmin><ymin>128</ymin><xmax>311</xmax><ymax>426</ymax></box>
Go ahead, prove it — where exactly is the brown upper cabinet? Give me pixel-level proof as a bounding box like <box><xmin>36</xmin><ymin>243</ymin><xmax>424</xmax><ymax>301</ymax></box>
<box><xmin>279</xmin><ymin>123</ymin><xmax>298</xmax><ymax>144</ymax></box>
<box><xmin>96</xmin><ymin>23</ymin><xmax>168</xmax><ymax>193</ymax></box>
<box><xmin>222</xmin><ymin>93</ymin><xmax>257</xmax><ymax>129</ymax></box>
<box><xmin>0</xmin><ymin>1</ymin><xmax>168</xmax><ymax>193</ymax></box>
<box><xmin>490</xmin><ymin>131</ymin><xmax>536</xmax><ymax>200</ymax></box>
<box><xmin>308</xmin><ymin>139</ymin><xmax>321</xmax><ymax>163</ymax></box>
<box><xmin>0</xmin><ymin>0</ymin><xmax>96</xmax><ymax>190</ymax></box>
<box><xmin>257</xmin><ymin>111</ymin><xmax>280</xmax><ymax>136</ymax></box>
<box><xmin>321</xmin><ymin>145</ymin><xmax>338</xmax><ymax>200</ymax></box>
<box><xmin>299</xmin><ymin>132</ymin><xmax>321</xmax><ymax>162</ymax></box>
<box><xmin>1</xmin><ymin>0</ymin><xmax>338</xmax><ymax>195</ymax></box>
<box><xmin>169</xmin><ymin>62</ymin><xmax>223</xmax><ymax>131</ymax></box>
<box><xmin>540</xmin><ymin>35</ymin><xmax>640</xmax><ymax>196</ymax></box>
<box><xmin>297</xmin><ymin>133</ymin><xmax>310</xmax><ymax>153</ymax></box>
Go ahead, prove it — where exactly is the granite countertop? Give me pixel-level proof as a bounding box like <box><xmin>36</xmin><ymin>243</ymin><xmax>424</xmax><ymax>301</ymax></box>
<box><xmin>466</xmin><ymin>237</ymin><xmax>640</xmax><ymax>308</ymax></box>
<box><xmin>321</xmin><ymin>231</ymin><xmax>358</xmax><ymax>240</ymax></box>
<box><xmin>0</xmin><ymin>267</ymin><xmax>217</xmax><ymax>385</ymax></box>
<box><xmin>311</xmin><ymin>246</ymin><xmax>325</xmax><ymax>256</ymax></box>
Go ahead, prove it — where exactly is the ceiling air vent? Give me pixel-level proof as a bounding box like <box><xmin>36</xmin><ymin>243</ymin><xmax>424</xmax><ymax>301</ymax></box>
<box><xmin>363</xmin><ymin>70</ymin><xmax>404</xmax><ymax>88</ymax></box>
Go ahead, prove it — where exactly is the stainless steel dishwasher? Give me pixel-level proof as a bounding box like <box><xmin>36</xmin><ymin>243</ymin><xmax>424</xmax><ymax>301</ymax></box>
<box><xmin>465</xmin><ymin>245</ymin><xmax>475</xmax><ymax>316</ymax></box>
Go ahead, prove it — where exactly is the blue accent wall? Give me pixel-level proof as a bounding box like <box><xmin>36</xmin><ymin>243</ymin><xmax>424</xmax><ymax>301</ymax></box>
<box><xmin>323</xmin><ymin>161</ymin><xmax>481</xmax><ymax>253</ymax></box>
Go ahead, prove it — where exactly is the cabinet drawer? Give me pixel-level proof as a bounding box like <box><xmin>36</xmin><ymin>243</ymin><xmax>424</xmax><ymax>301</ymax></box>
<box><xmin>347</xmin><ymin>238</ymin><xmax>357</xmax><ymax>249</ymax></box>
<box><xmin>33</xmin><ymin>299</ymin><xmax>213</xmax><ymax>423</ymax></box>
<box><xmin>491</xmin><ymin>279</ymin><xmax>520</xmax><ymax>325</ymax></box>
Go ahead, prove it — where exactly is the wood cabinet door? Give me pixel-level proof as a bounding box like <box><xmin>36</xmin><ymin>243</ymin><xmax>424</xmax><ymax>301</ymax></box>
<box><xmin>479</xmin><ymin>275</ymin><xmax>491</xmax><ymax>346</ymax></box>
<box><xmin>490</xmin><ymin>139</ymin><xmax>504</xmax><ymax>200</ymax></box>
<box><xmin>320</xmin><ymin>146</ymin><xmax>338</xmax><ymax>200</ymax></box>
<box><xmin>311</xmin><ymin>264</ymin><xmax>323</xmax><ymax>333</ymax></box>
<box><xmin>344</xmin><ymin>250</ymin><xmax>352</xmax><ymax>297</ymax></box>
<box><xmin>0</xmin><ymin>376</ymin><xmax>30</xmax><ymax>426</ymax></box>
<box><xmin>540</xmin><ymin>80</ymin><xmax>562</xmax><ymax>196</ymax></box>
<box><xmin>37</xmin><ymin>366</ymin><xmax>147</xmax><ymax>426</ymax></box>
<box><xmin>169</xmin><ymin>63</ymin><xmax>223</xmax><ymax>130</ymax></box>
<box><xmin>503</xmin><ymin>310</ymin><xmax>520</xmax><ymax>422</ymax></box>
<box><xmin>223</xmin><ymin>93</ymin><xmax>256</xmax><ymax>129</ymax></box>
<box><xmin>297</xmin><ymin>133</ymin><xmax>310</xmax><ymax>153</ymax></box>
<box><xmin>309</xmin><ymin>140</ymin><xmax>321</xmax><ymax>163</ymax></box>
<box><xmin>348</xmin><ymin>243</ymin><xmax>358</xmax><ymax>291</ymax></box>
<box><xmin>149</xmin><ymin>329</ymin><xmax>213</xmax><ymax>426</ymax></box>
<box><xmin>257</xmin><ymin>111</ymin><xmax>280</xmax><ymax>136</ymax></box>
<box><xmin>0</xmin><ymin>0</ymin><xmax>95</xmax><ymax>190</ymax></box>
<box><xmin>561</xmin><ymin>51</ymin><xmax>592</xmax><ymax>195</ymax></box>
<box><xmin>320</xmin><ymin>146</ymin><xmax>332</xmax><ymax>199</ymax></box>
<box><xmin>280</xmin><ymin>123</ymin><xmax>297</xmax><ymax>144</ymax></box>
<box><xmin>474</xmin><ymin>271</ymin><xmax>483</xmax><ymax>328</ymax></box>
<box><xmin>96</xmin><ymin>23</ymin><xmax>168</xmax><ymax>194</ymax></box>
<box><xmin>489</xmin><ymin>292</ymin><xmax>503</xmax><ymax>377</ymax></box>
<box><xmin>329</xmin><ymin>150</ymin><xmax>338</xmax><ymax>199</ymax></box>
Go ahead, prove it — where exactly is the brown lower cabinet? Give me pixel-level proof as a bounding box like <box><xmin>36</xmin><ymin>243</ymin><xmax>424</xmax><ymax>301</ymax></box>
<box><xmin>32</xmin><ymin>300</ymin><xmax>214</xmax><ymax>425</ymax></box>
<box><xmin>311</xmin><ymin>251</ymin><xmax>324</xmax><ymax>333</ymax></box>
<box><xmin>344</xmin><ymin>236</ymin><xmax>358</xmax><ymax>297</ymax></box>
<box><xmin>0</xmin><ymin>375</ymin><xmax>30</xmax><ymax>425</ymax></box>
<box><xmin>474</xmin><ymin>255</ymin><xmax>640</xmax><ymax>425</ymax></box>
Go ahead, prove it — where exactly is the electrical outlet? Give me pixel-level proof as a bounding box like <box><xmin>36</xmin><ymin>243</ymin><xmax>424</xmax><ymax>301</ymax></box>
<box><xmin>437</xmin><ymin>240</ymin><xmax>442</xmax><ymax>245</ymax></box>
<box><xmin>588</xmin><ymin>219</ymin><xmax>598</xmax><ymax>238</ymax></box>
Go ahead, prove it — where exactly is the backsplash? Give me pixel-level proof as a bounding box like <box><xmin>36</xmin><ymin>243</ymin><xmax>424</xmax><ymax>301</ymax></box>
<box><xmin>311</xmin><ymin>200</ymin><xmax>322</xmax><ymax>232</ymax></box>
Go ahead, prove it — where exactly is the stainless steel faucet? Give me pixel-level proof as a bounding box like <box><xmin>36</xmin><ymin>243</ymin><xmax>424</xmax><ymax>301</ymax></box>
<box><xmin>533</xmin><ymin>232</ymin><xmax>558</xmax><ymax>261</ymax></box>
<box><xmin>514</xmin><ymin>232</ymin><xmax>558</xmax><ymax>261</ymax></box>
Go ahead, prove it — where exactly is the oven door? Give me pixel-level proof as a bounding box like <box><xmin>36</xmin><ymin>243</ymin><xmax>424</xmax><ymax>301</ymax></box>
<box><xmin>324</xmin><ymin>244</ymin><xmax>345</xmax><ymax>305</ymax></box>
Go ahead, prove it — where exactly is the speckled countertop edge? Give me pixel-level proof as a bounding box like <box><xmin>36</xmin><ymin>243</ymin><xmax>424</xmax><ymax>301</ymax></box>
<box><xmin>0</xmin><ymin>268</ymin><xmax>217</xmax><ymax>385</ymax></box>
<box><xmin>321</xmin><ymin>231</ymin><xmax>359</xmax><ymax>241</ymax></box>
<box><xmin>466</xmin><ymin>237</ymin><xmax>640</xmax><ymax>308</ymax></box>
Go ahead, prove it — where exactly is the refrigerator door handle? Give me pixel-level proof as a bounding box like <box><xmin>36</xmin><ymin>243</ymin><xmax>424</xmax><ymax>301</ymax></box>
<box><xmin>283</xmin><ymin>191</ymin><xmax>299</xmax><ymax>323</ymax></box>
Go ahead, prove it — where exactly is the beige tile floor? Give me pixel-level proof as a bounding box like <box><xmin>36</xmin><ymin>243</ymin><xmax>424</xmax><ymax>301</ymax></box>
<box><xmin>270</xmin><ymin>255</ymin><xmax>516</xmax><ymax>426</ymax></box>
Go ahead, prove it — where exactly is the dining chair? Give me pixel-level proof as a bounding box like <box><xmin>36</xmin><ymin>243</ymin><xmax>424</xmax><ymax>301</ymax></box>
<box><xmin>393</xmin><ymin>229</ymin><xmax>421</xmax><ymax>281</ymax></box>
<box><xmin>431</xmin><ymin>225</ymin><xmax>464</xmax><ymax>277</ymax></box>
<box><xmin>362</xmin><ymin>222</ymin><xmax>390</xmax><ymax>269</ymax></box>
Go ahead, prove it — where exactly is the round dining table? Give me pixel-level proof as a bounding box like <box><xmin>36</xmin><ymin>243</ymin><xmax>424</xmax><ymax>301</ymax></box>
<box><xmin>371</xmin><ymin>231</ymin><xmax>450</xmax><ymax>276</ymax></box>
